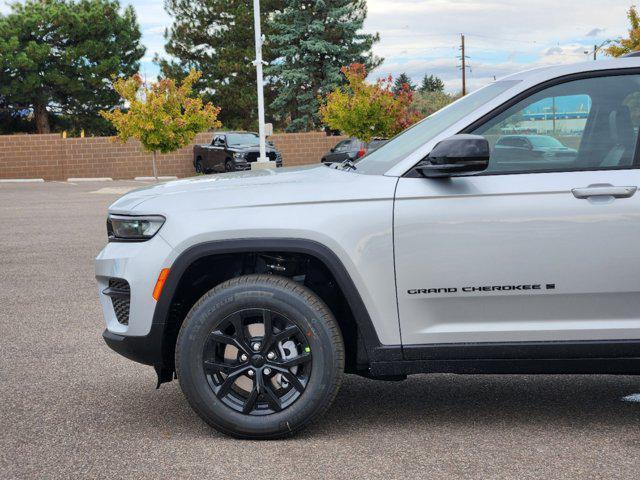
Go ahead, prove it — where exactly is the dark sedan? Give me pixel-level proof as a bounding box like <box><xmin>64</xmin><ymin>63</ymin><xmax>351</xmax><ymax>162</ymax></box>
<box><xmin>321</xmin><ymin>137</ymin><xmax>388</xmax><ymax>165</ymax></box>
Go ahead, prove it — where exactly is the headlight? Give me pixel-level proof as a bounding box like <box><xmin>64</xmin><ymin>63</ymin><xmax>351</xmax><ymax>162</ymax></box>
<box><xmin>107</xmin><ymin>214</ymin><xmax>165</xmax><ymax>242</ymax></box>
<box><xmin>233</xmin><ymin>152</ymin><xmax>247</xmax><ymax>160</ymax></box>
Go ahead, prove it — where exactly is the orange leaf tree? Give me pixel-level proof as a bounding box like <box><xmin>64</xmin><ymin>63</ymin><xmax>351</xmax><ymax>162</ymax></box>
<box><xmin>101</xmin><ymin>70</ymin><xmax>221</xmax><ymax>179</ymax></box>
<box><xmin>319</xmin><ymin>64</ymin><xmax>421</xmax><ymax>143</ymax></box>
<box><xmin>606</xmin><ymin>6</ymin><xmax>640</xmax><ymax>57</ymax></box>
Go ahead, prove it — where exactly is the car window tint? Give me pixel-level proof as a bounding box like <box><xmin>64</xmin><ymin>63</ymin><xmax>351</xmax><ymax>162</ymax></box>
<box><xmin>227</xmin><ymin>133</ymin><xmax>258</xmax><ymax>145</ymax></box>
<box><xmin>472</xmin><ymin>74</ymin><xmax>640</xmax><ymax>174</ymax></box>
<box><xmin>334</xmin><ymin>140</ymin><xmax>350</xmax><ymax>152</ymax></box>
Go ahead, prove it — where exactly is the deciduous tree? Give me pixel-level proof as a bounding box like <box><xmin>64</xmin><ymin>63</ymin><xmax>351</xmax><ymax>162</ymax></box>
<box><xmin>393</xmin><ymin>73</ymin><xmax>416</xmax><ymax>94</ymax></box>
<box><xmin>319</xmin><ymin>64</ymin><xmax>420</xmax><ymax>142</ymax></box>
<box><xmin>606</xmin><ymin>6</ymin><xmax>640</xmax><ymax>57</ymax></box>
<box><xmin>412</xmin><ymin>91</ymin><xmax>459</xmax><ymax>117</ymax></box>
<box><xmin>101</xmin><ymin>70</ymin><xmax>221</xmax><ymax>179</ymax></box>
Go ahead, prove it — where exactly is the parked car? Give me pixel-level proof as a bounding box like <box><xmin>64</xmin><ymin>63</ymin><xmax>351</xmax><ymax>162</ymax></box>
<box><xmin>492</xmin><ymin>134</ymin><xmax>578</xmax><ymax>167</ymax></box>
<box><xmin>193</xmin><ymin>131</ymin><xmax>282</xmax><ymax>173</ymax></box>
<box><xmin>320</xmin><ymin>137</ymin><xmax>388</xmax><ymax>164</ymax></box>
<box><xmin>97</xmin><ymin>58</ymin><xmax>640</xmax><ymax>439</ymax></box>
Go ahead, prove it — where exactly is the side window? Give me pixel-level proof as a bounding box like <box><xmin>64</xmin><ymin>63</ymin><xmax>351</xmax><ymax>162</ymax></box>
<box><xmin>471</xmin><ymin>74</ymin><xmax>640</xmax><ymax>174</ymax></box>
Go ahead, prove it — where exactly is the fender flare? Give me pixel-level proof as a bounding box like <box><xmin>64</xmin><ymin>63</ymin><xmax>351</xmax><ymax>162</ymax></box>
<box><xmin>152</xmin><ymin>238</ymin><xmax>386</xmax><ymax>361</ymax></box>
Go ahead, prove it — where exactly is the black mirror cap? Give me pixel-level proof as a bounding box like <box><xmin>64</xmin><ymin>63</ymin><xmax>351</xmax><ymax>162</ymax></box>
<box><xmin>418</xmin><ymin>134</ymin><xmax>490</xmax><ymax>178</ymax></box>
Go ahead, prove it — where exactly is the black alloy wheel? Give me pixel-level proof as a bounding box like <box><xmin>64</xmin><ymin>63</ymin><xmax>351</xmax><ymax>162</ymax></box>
<box><xmin>203</xmin><ymin>308</ymin><xmax>312</xmax><ymax>415</ymax></box>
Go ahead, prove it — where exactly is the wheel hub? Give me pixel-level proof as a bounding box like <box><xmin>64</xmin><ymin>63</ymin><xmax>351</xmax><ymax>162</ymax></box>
<box><xmin>250</xmin><ymin>354</ymin><xmax>266</xmax><ymax>368</ymax></box>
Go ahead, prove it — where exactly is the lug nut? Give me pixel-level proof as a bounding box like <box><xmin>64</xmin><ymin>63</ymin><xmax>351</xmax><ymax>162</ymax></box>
<box><xmin>263</xmin><ymin>368</ymin><xmax>272</xmax><ymax>375</ymax></box>
<box><xmin>240</xmin><ymin>354</ymin><xmax>248</xmax><ymax>362</ymax></box>
<box><xmin>252</xmin><ymin>342</ymin><xmax>261</xmax><ymax>351</ymax></box>
<box><xmin>267</xmin><ymin>351</ymin><xmax>276</xmax><ymax>360</ymax></box>
<box><xmin>247</xmin><ymin>369</ymin><xmax>254</xmax><ymax>377</ymax></box>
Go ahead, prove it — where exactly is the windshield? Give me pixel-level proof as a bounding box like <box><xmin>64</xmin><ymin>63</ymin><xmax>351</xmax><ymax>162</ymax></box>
<box><xmin>528</xmin><ymin>136</ymin><xmax>565</xmax><ymax>148</ymax></box>
<box><xmin>227</xmin><ymin>133</ymin><xmax>259</xmax><ymax>146</ymax></box>
<box><xmin>354</xmin><ymin>80</ymin><xmax>521</xmax><ymax>175</ymax></box>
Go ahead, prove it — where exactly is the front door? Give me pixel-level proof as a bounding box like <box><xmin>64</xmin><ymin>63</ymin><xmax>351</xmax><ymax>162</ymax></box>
<box><xmin>394</xmin><ymin>72</ymin><xmax>640</xmax><ymax>346</ymax></box>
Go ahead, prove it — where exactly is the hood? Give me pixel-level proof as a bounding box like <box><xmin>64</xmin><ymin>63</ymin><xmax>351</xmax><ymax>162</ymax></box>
<box><xmin>228</xmin><ymin>144</ymin><xmax>277</xmax><ymax>152</ymax></box>
<box><xmin>108</xmin><ymin>165</ymin><xmax>396</xmax><ymax>215</ymax></box>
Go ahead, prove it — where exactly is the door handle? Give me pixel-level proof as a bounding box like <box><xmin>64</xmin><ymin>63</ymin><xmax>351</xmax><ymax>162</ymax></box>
<box><xmin>571</xmin><ymin>184</ymin><xmax>637</xmax><ymax>199</ymax></box>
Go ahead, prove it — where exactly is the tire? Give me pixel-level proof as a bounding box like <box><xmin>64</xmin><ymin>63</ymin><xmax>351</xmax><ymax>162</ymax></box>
<box><xmin>224</xmin><ymin>160</ymin><xmax>234</xmax><ymax>172</ymax></box>
<box><xmin>176</xmin><ymin>274</ymin><xmax>344</xmax><ymax>439</ymax></box>
<box><xmin>195</xmin><ymin>157</ymin><xmax>203</xmax><ymax>174</ymax></box>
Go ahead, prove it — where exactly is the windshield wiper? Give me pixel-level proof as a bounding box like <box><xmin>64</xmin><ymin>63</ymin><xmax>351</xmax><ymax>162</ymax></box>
<box><xmin>339</xmin><ymin>159</ymin><xmax>357</xmax><ymax>171</ymax></box>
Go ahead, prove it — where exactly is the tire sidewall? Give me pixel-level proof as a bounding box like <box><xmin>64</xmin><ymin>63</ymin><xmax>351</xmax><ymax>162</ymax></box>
<box><xmin>176</xmin><ymin>279</ymin><xmax>342</xmax><ymax>438</ymax></box>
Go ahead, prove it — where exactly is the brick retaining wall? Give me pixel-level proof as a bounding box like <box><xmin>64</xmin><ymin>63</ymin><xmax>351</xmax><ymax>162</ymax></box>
<box><xmin>0</xmin><ymin>131</ymin><xmax>347</xmax><ymax>181</ymax></box>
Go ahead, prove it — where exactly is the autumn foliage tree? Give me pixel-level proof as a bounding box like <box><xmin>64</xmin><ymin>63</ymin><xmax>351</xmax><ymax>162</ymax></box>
<box><xmin>606</xmin><ymin>5</ymin><xmax>640</xmax><ymax>57</ymax></box>
<box><xmin>319</xmin><ymin>64</ymin><xmax>421</xmax><ymax>143</ymax></box>
<box><xmin>101</xmin><ymin>70</ymin><xmax>221</xmax><ymax>179</ymax></box>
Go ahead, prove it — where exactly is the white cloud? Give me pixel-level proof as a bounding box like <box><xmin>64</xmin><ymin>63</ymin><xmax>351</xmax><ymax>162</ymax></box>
<box><xmin>586</xmin><ymin>27</ymin><xmax>606</xmax><ymax>37</ymax></box>
<box><xmin>364</xmin><ymin>0</ymin><xmax>631</xmax><ymax>92</ymax></box>
<box><xmin>0</xmin><ymin>0</ymin><xmax>634</xmax><ymax>93</ymax></box>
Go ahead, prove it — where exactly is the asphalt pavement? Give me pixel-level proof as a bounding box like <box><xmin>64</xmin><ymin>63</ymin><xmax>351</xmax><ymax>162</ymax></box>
<box><xmin>1</xmin><ymin>180</ymin><xmax>639</xmax><ymax>479</ymax></box>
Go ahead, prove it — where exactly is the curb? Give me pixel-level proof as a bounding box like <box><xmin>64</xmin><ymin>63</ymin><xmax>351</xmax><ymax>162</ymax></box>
<box><xmin>134</xmin><ymin>176</ymin><xmax>179</xmax><ymax>181</ymax></box>
<box><xmin>0</xmin><ymin>178</ymin><xmax>45</xmax><ymax>183</ymax></box>
<box><xmin>67</xmin><ymin>177</ymin><xmax>113</xmax><ymax>182</ymax></box>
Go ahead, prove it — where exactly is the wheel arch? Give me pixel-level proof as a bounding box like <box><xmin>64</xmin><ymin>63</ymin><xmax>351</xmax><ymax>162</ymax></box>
<box><xmin>152</xmin><ymin>238</ymin><xmax>387</xmax><ymax>379</ymax></box>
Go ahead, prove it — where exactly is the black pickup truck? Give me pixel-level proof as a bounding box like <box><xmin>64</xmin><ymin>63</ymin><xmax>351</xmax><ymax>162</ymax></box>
<box><xmin>193</xmin><ymin>131</ymin><xmax>283</xmax><ymax>173</ymax></box>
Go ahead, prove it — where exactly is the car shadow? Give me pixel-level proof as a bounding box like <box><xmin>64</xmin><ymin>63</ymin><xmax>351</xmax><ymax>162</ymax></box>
<box><xmin>118</xmin><ymin>372</ymin><xmax>640</xmax><ymax>440</ymax></box>
<box><xmin>311</xmin><ymin>373</ymin><xmax>640</xmax><ymax>436</ymax></box>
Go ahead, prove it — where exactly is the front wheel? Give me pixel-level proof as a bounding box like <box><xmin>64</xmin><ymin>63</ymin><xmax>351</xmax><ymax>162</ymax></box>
<box><xmin>175</xmin><ymin>274</ymin><xmax>344</xmax><ymax>439</ymax></box>
<box><xmin>224</xmin><ymin>160</ymin><xmax>234</xmax><ymax>172</ymax></box>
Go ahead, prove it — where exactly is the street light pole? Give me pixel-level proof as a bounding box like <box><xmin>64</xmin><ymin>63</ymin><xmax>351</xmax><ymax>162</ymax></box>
<box><xmin>593</xmin><ymin>40</ymin><xmax>612</xmax><ymax>60</ymax></box>
<box><xmin>252</xmin><ymin>0</ymin><xmax>268</xmax><ymax>163</ymax></box>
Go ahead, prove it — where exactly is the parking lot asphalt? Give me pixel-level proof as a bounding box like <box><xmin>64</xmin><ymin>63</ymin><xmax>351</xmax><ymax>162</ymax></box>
<box><xmin>1</xmin><ymin>180</ymin><xmax>640</xmax><ymax>479</ymax></box>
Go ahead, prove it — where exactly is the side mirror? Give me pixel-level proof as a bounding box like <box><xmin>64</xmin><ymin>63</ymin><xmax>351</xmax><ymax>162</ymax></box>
<box><xmin>330</xmin><ymin>147</ymin><xmax>336</xmax><ymax>152</ymax></box>
<box><xmin>417</xmin><ymin>134</ymin><xmax>490</xmax><ymax>178</ymax></box>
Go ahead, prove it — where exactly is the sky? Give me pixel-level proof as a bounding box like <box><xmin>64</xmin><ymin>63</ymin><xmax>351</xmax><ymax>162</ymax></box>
<box><xmin>1</xmin><ymin>0</ymin><xmax>636</xmax><ymax>93</ymax></box>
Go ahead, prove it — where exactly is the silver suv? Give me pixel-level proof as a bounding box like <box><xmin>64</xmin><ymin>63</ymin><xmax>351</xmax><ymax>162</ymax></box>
<box><xmin>96</xmin><ymin>59</ymin><xmax>640</xmax><ymax>439</ymax></box>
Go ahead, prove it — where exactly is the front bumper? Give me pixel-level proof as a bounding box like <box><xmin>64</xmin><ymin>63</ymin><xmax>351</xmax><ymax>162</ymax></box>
<box><xmin>234</xmin><ymin>159</ymin><xmax>283</xmax><ymax>171</ymax></box>
<box><xmin>95</xmin><ymin>233</ymin><xmax>173</xmax><ymax>337</ymax></box>
<box><xmin>102</xmin><ymin>327</ymin><xmax>163</xmax><ymax>366</ymax></box>
<box><xmin>102</xmin><ymin>327</ymin><xmax>174</xmax><ymax>384</ymax></box>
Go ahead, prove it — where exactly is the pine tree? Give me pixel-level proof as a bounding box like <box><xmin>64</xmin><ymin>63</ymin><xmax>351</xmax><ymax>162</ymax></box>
<box><xmin>0</xmin><ymin>0</ymin><xmax>144</xmax><ymax>134</ymax></box>
<box><xmin>268</xmin><ymin>0</ymin><xmax>381</xmax><ymax>132</ymax></box>
<box><xmin>419</xmin><ymin>74</ymin><xmax>445</xmax><ymax>93</ymax></box>
<box><xmin>393</xmin><ymin>73</ymin><xmax>416</xmax><ymax>94</ymax></box>
<box><xmin>159</xmin><ymin>0</ymin><xmax>283</xmax><ymax>130</ymax></box>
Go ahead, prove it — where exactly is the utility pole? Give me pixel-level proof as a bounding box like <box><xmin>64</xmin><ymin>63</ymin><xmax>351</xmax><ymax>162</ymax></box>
<box><xmin>461</xmin><ymin>34</ymin><xmax>466</xmax><ymax>96</ymax></box>
<box><xmin>593</xmin><ymin>44</ymin><xmax>597</xmax><ymax>61</ymax></box>
<box><xmin>252</xmin><ymin>0</ymin><xmax>270</xmax><ymax>166</ymax></box>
